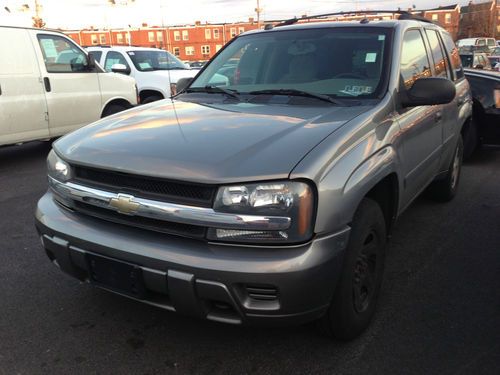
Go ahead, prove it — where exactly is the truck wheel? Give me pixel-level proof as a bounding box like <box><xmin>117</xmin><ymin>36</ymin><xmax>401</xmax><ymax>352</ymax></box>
<box><xmin>317</xmin><ymin>198</ymin><xmax>386</xmax><ymax>340</ymax></box>
<box><xmin>102</xmin><ymin>104</ymin><xmax>127</xmax><ymax>118</ymax></box>
<box><xmin>142</xmin><ymin>95</ymin><xmax>162</xmax><ymax>104</ymax></box>
<box><xmin>427</xmin><ymin>135</ymin><xmax>463</xmax><ymax>202</ymax></box>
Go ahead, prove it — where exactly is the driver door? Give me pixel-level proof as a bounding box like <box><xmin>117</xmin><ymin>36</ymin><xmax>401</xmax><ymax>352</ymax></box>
<box><xmin>35</xmin><ymin>33</ymin><xmax>102</xmax><ymax>137</ymax></box>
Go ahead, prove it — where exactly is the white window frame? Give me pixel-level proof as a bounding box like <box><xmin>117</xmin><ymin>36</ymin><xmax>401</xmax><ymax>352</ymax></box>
<box><xmin>173</xmin><ymin>47</ymin><xmax>180</xmax><ymax>56</ymax></box>
<box><xmin>157</xmin><ymin>31</ymin><xmax>163</xmax><ymax>42</ymax></box>
<box><xmin>215</xmin><ymin>44</ymin><xmax>222</xmax><ymax>52</ymax></box>
<box><xmin>445</xmin><ymin>13</ymin><xmax>451</xmax><ymax>24</ymax></box>
<box><xmin>185</xmin><ymin>46</ymin><xmax>194</xmax><ymax>56</ymax></box>
<box><xmin>213</xmin><ymin>29</ymin><xmax>220</xmax><ymax>39</ymax></box>
<box><xmin>230</xmin><ymin>27</ymin><xmax>236</xmax><ymax>37</ymax></box>
<box><xmin>182</xmin><ymin>30</ymin><xmax>189</xmax><ymax>41</ymax></box>
<box><xmin>431</xmin><ymin>14</ymin><xmax>438</xmax><ymax>21</ymax></box>
<box><xmin>205</xmin><ymin>29</ymin><xmax>211</xmax><ymax>40</ymax></box>
<box><xmin>174</xmin><ymin>31</ymin><xmax>181</xmax><ymax>41</ymax></box>
<box><xmin>91</xmin><ymin>34</ymin><xmax>98</xmax><ymax>45</ymax></box>
<box><xmin>238</xmin><ymin>27</ymin><xmax>244</xmax><ymax>34</ymax></box>
<box><xmin>99</xmin><ymin>34</ymin><xmax>106</xmax><ymax>44</ymax></box>
<box><xmin>201</xmin><ymin>45</ymin><xmax>210</xmax><ymax>55</ymax></box>
<box><xmin>148</xmin><ymin>31</ymin><xmax>155</xmax><ymax>43</ymax></box>
<box><xmin>116</xmin><ymin>33</ymin><xmax>123</xmax><ymax>44</ymax></box>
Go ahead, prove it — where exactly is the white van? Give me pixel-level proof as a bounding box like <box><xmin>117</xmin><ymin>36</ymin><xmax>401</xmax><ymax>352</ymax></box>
<box><xmin>0</xmin><ymin>26</ymin><xmax>138</xmax><ymax>146</ymax></box>
<box><xmin>456</xmin><ymin>37</ymin><xmax>497</xmax><ymax>52</ymax></box>
<box><xmin>87</xmin><ymin>46</ymin><xmax>198</xmax><ymax>103</ymax></box>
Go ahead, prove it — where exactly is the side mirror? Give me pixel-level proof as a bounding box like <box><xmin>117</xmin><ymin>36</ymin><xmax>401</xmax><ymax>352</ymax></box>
<box><xmin>111</xmin><ymin>63</ymin><xmax>131</xmax><ymax>75</ymax></box>
<box><xmin>87</xmin><ymin>54</ymin><xmax>96</xmax><ymax>71</ymax></box>
<box><xmin>401</xmin><ymin>77</ymin><xmax>456</xmax><ymax>107</ymax></box>
<box><xmin>175</xmin><ymin>77</ymin><xmax>192</xmax><ymax>94</ymax></box>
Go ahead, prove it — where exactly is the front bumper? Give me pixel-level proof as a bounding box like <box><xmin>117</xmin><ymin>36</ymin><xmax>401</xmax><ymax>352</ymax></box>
<box><xmin>35</xmin><ymin>191</ymin><xmax>350</xmax><ymax>326</ymax></box>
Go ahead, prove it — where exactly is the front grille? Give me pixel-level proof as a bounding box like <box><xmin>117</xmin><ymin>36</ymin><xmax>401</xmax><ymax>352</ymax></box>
<box><xmin>73</xmin><ymin>166</ymin><xmax>216</xmax><ymax>207</ymax></box>
<box><xmin>74</xmin><ymin>201</ymin><xmax>206</xmax><ymax>239</ymax></box>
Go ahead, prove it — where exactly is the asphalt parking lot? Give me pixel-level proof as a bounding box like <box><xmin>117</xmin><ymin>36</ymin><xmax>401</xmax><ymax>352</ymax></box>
<box><xmin>1</xmin><ymin>141</ymin><xmax>499</xmax><ymax>375</ymax></box>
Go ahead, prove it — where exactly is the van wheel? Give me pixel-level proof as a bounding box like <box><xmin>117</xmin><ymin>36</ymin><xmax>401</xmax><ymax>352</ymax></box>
<box><xmin>102</xmin><ymin>104</ymin><xmax>127</xmax><ymax>118</ymax></box>
<box><xmin>427</xmin><ymin>135</ymin><xmax>463</xmax><ymax>202</ymax></box>
<box><xmin>142</xmin><ymin>95</ymin><xmax>162</xmax><ymax>104</ymax></box>
<box><xmin>317</xmin><ymin>198</ymin><xmax>386</xmax><ymax>340</ymax></box>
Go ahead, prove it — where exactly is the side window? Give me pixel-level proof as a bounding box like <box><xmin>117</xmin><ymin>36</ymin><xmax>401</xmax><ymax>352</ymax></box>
<box><xmin>441</xmin><ymin>32</ymin><xmax>464</xmax><ymax>80</ymax></box>
<box><xmin>477</xmin><ymin>39</ymin><xmax>486</xmax><ymax>46</ymax></box>
<box><xmin>425</xmin><ymin>29</ymin><xmax>450</xmax><ymax>79</ymax></box>
<box><xmin>37</xmin><ymin>34</ymin><xmax>88</xmax><ymax>73</ymax></box>
<box><xmin>88</xmin><ymin>51</ymin><xmax>102</xmax><ymax>63</ymax></box>
<box><xmin>400</xmin><ymin>30</ymin><xmax>432</xmax><ymax>89</ymax></box>
<box><xmin>104</xmin><ymin>51</ymin><xmax>129</xmax><ymax>72</ymax></box>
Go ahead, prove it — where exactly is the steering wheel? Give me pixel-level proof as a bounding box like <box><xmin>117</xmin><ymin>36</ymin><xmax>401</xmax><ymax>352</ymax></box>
<box><xmin>333</xmin><ymin>73</ymin><xmax>366</xmax><ymax>79</ymax></box>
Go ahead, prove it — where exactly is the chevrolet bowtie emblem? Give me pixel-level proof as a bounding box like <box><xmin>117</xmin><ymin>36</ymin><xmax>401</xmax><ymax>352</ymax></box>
<box><xmin>109</xmin><ymin>193</ymin><xmax>140</xmax><ymax>215</ymax></box>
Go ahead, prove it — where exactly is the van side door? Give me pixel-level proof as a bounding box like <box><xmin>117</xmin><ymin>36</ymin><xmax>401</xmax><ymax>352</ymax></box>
<box><xmin>395</xmin><ymin>29</ymin><xmax>443</xmax><ymax>205</ymax></box>
<box><xmin>34</xmin><ymin>33</ymin><xmax>102</xmax><ymax>137</ymax></box>
<box><xmin>0</xmin><ymin>27</ymin><xmax>48</xmax><ymax>145</ymax></box>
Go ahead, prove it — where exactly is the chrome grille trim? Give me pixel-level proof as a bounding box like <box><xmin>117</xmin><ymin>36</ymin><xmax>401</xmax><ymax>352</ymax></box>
<box><xmin>49</xmin><ymin>176</ymin><xmax>291</xmax><ymax>231</ymax></box>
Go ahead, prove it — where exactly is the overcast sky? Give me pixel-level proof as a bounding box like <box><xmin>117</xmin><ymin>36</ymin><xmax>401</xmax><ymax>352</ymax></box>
<box><xmin>1</xmin><ymin>0</ymin><xmax>470</xmax><ymax>29</ymax></box>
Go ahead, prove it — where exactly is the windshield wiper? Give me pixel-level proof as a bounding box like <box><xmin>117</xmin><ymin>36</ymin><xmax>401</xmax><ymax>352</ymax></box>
<box><xmin>248</xmin><ymin>89</ymin><xmax>346</xmax><ymax>106</ymax></box>
<box><xmin>186</xmin><ymin>86</ymin><xmax>240</xmax><ymax>100</ymax></box>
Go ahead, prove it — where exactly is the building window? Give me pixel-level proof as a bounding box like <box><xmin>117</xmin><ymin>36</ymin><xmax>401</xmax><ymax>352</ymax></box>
<box><xmin>174</xmin><ymin>31</ymin><xmax>180</xmax><ymax>41</ymax></box>
<box><xmin>185</xmin><ymin>46</ymin><xmax>194</xmax><ymax>56</ymax></box>
<box><xmin>173</xmin><ymin>47</ymin><xmax>180</xmax><ymax>56</ymax></box>
<box><xmin>99</xmin><ymin>34</ymin><xmax>106</xmax><ymax>44</ymax></box>
<box><xmin>91</xmin><ymin>34</ymin><xmax>98</xmax><ymax>45</ymax></box>
<box><xmin>117</xmin><ymin>33</ymin><xmax>123</xmax><ymax>44</ymax></box>
<box><xmin>148</xmin><ymin>32</ymin><xmax>155</xmax><ymax>42</ymax></box>
<box><xmin>432</xmin><ymin>14</ymin><xmax>438</xmax><ymax>21</ymax></box>
<box><xmin>157</xmin><ymin>31</ymin><xmax>163</xmax><ymax>42</ymax></box>
<box><xmin>125</xmin><ymin>33</ymin><xmax>130</xmax><ymax>44</ymax></box>
<box><xmin>201</xmin><ymin>45</ymin><xmax>210</xmax><ymax>55</ymax></box>
<box><xmin>182</xmin><ymin>30</ymin><xmax>189</xmax><ymax>40</ymax></box>
<box><xmin>230</xmin><ymin>27</ymin><xmax>236</xmax><ymax>37</ymax></box>
<box><xmin>216</xmin><ymin>44</ymin><xmax>222</xmax><ymax>52</ymax></box>
<box><xmin>205</xmin><ymin>29</ymin><xmax>211</xmax><ymax>39</ymax></box>
<box><xmin>445</xmin><ymin>13</ymin><xmax>451</xmax><ymax>24</ymax></box>
<box><xmin>238</xmin><ymin>27</ymin><xmax>244</xmax><ymax>34</ymax></box>
<box><xmin>213</xmin><ymin>29</ymin><xmax>220</xmax><ymax>39</ymax></box>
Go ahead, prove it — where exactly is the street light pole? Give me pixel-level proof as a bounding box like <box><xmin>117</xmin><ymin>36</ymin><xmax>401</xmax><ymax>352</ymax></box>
<box><xmin>255</xmin><ymin>0</ymin><xmax>262</xmax><ymax>28</ymax></box>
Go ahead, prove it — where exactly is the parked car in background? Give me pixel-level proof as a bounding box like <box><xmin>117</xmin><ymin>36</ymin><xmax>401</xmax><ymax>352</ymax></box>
<box><xmin>487</xmin><ymin>47</ymin><xmax>500</xmax><ymax>71</ymax></box>
<box><xmin>186</xmin><ymin>61</ymin><xmax>207</xmax><ymax>69</ymax></box>
<box><xmin>36</xmin><ymin>15</ymin><xmax>471</xmax><ymax>340</ymax></box>
<box><xmin>0</xmin><ymin>26</ymin><xmax>137</xmax><ymax>147</ymax></box>
<box><xmin>88</xmin><ymin>46</ymin><xmax>198</xmax><ymax>103</ymax></box>
<box><xmin>462</xmin><ymin>68</ymin><xmax>500</xmax><ymax>158</ymax></box>
<box><xmin>457</xmin><ymin>37</ymin><xmax>497</xmax><ymax>53</ymax></box>
<box><xmin>459</xmin><ymin>48</ymin><xmax>492</xmax><ymax>70</ymax></box>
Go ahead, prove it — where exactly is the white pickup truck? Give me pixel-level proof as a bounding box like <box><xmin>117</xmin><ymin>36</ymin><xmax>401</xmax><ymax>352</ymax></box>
<box><xmin>87</xmin><ymin>46</ymin><xmax>198</xmax><ymax>103</ymax></box>
<box><xmin>0</xmin><ymin>26</ymin><xmax>138</xmax><ymax>147</ymax></box>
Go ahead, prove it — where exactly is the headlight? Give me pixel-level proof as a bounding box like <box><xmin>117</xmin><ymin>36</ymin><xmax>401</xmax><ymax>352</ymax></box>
<box><xmin>47</xmin><ymin>149</ymin><xmax>72</xmax><ymax>182</ymax></box>
<box><xmin>208</xmin><ymin>181</ymin><xmax>315</xmax><ymax>244</ymax></box>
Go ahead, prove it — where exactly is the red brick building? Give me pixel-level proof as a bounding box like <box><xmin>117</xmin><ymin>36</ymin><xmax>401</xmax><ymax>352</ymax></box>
<box><xmin>458</xmin><ymin>1</ymin><xmax>498</xmax><ymax>39</ymax></box>
<box><xmin>423</xmin><ymin>4</ymin><xmax>461</xmax><ymax>40</ymax></box>
<box><xmin>65</xmin><ymin>20</ymin><xmax>260</xmax><ymax>61</ymax></box>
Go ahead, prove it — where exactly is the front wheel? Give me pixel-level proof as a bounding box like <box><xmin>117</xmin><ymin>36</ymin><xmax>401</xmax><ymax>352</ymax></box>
<box><xmin>317</xmin><ymin>198</ymin><xmax>386</xmax><ymax>340</ymax></box>
<box><xmin>102</xmin><ymin>104</ymin><xmax>128</xmax><ymax>118</ymax></box>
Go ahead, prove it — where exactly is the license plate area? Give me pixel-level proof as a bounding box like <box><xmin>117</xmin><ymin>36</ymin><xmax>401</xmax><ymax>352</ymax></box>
<box><xmin>86</xmin><ymin>253</ymin><xmax>146</xmax><ymax>299</ymax></box>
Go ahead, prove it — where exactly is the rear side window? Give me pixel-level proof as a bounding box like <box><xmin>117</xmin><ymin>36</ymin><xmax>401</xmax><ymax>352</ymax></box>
<box><xmin>88</xmin><ymin>51</ymin><xmax>102</xmax><ymax>63</ymax></box>
<box><xmin>425</xmin><ymin>29</ymin><xmax>450</xmax><ymax>79</ymax></box>
<box><xmin>37</xmin><ymin>34</ymin><xmax>88</xmax><ymax>73</ymax></box>
<box><xmin>441</xmin><ymin>32</ymin><xmax>464</xmax><ymax>80</ymax></box>
<box><xmin>400</xmin><ymin>30</ymin><xmax>431</xmax><ymax>89</ymax></box>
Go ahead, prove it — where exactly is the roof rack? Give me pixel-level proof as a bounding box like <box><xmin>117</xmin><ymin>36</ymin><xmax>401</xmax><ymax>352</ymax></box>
<box><xmin>275</xmin><ymin>10</ymin><xmax>434</xmax><ymax>27</ymax></box>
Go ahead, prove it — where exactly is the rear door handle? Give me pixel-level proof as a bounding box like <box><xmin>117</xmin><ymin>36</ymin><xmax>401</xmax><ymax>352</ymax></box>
<box><xmin>43</xmin><ymin>77</ymin><xmax>51</xmax><ymax>92</ymax></box>
<box><xmin>0</xmin><ymin>83</ymin><xmax>2</xmax><ymax>95</ymax></box>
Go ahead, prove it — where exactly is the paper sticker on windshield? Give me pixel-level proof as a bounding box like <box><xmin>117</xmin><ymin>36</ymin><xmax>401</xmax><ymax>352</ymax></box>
<box><xmin>40</xmin><ymin>39</ymin><xmax>58</xmax><ymax>58</ymax></box>
<box><xmin>340</xmin><ymin>85</ymin><xmax>373</xmax><ymax>96</ymax></box>
<box><xmin>138</xmin><ymin>62</ymin><xmax>152</xmax><ymax>69</ymax></box>
<box><xmin>127</xmin><ymin>51</ymin><xmax>135</xmax><ymax>56</ymax></box>
<box><xmin>365</xmin><ymin>53</ymin><xmax>377</xmax><ymax>63</ymax></box>
<box><xmin>378</xmin><ymin>35</ymin><xmax>385</xmax><ymax>41</ymax></box>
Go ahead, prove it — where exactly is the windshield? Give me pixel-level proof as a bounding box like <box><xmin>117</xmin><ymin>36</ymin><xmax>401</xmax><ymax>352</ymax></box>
<box><xmin>189</xmin><ymin>27</ymin><xmax>392</xmax><ymax>99</ymax></box>
<box><xmin>127</xmin><ymin>50</ymin><xmax>187</xmax><ymax>71</ymax></box>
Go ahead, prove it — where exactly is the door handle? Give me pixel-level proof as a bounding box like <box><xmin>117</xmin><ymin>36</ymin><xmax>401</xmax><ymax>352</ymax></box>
<box><xmin>43</xmin><ymin>77</ymin><xmax>51</xmax><ymax>92</ymax></box>
<box><xmin>434</xmin><ymin>112</ymin><xmax>442</xmax><ymax>122</ymax></box>
<box><xmin>0</xmin><ymin>83</ymin><xmax>2</xmax><ymax>95</ymax></box>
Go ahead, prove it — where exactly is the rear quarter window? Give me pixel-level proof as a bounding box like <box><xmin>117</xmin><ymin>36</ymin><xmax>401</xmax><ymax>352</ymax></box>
<box><xmin>441</xmin><ymin>32</ymin><xmax>464</xmax><ymax>80</ymax></box>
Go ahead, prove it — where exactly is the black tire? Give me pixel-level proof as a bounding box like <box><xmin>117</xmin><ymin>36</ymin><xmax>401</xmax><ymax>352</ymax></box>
<box><xmin>427</xmin><ymin>135</ymin><xmax>463</xmax><ymax>202</ymax></box>
<box><xmin>141</xmin><ymin>95</ymin><xmax>162</xmax><ymax>104</ymax></box>
<box><xmin>317</xmin><ymin>198</ymin><xmax>386</xmax><ymax>340</ymax></box>
<box><xmin>462</xmin><ymin>119</ymin><xmax>478</xmax><ymax>161</ymax></box>
<box><xmin>102</xmin><ymin>104</ymin><xmax>127</xmax><ymax>118</ymax></box>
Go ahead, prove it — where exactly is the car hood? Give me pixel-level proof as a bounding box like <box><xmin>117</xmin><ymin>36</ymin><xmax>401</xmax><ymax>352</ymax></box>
<box><xmin>55</xmin><ymin>99</ymin><xmax>370</xmax><ymax>184</ymax></box>
<box><xmin>143</xmin><ymin>69</ymin><xmax>198</xmax><ymax>83</ymax></box>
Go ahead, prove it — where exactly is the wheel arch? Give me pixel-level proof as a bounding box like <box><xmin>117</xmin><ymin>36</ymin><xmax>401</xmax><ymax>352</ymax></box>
<box><xmin>101</xmin><ymin>98</ymin><xmax>133</xmax><ymax>118</ymax></box>
<box><xmin>139</xmin><ymin>89</ymin><xmax>165</xmax><ymax>102</ymax></box>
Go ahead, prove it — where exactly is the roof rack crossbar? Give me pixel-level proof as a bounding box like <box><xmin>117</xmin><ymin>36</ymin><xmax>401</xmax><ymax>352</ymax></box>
<box><xmin>275</xmin><ymin>9</ymin><xmax>434</xmax><ymax>27</ymax></box>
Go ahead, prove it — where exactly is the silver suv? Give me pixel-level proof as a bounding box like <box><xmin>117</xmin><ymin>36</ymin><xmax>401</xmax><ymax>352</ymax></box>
<box><xmin>36</xmin><ymin>14</ymin><xmax>472</xmax><ymax>339</ymax></box>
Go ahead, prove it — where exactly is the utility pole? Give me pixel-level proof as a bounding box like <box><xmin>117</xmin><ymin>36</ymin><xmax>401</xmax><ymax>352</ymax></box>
<box><xmin>32</xmin><ymin>0</ymin><xmax>45</xmax><ymax>28</ymax></box>
<box><xmin>255</xmin><ymin>0</ymin><xmax>262</xmax><ymax>28</ymax></box>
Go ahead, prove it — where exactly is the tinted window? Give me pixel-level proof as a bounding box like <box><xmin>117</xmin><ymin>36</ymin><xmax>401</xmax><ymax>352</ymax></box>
<box><xmin>425</xmin><ymin>29</ymin><xmax>449</xmax><ymax>79</ymax></box>
<box><xmin>441</xmin><ymin>32</ymin><xmax>464</xmax><ymax>80</ymax></box>
<box><xmin>400</xmin><ymin>30</ymin><xmax>431</xmax><ymax>89</ymax></box>
<box><xmin>88</xmin><ymin>51</ymin><xmax>102</xmax><ymax>63</ymax></box>
<box><xmin>37</xmin><ymin>34</ymin><xmax>88</xmax><ymax>73</ymax></box>
<box><xmin>191</xmin><ymin>27</ymin><xmax>393</xmax><ymax>99</ymax></box>
<box><xmin>104</xmin><ymin>51</ymin><xmax>129</xmax><ymax>72</ymax></box>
